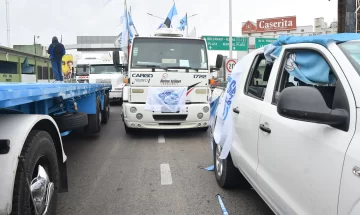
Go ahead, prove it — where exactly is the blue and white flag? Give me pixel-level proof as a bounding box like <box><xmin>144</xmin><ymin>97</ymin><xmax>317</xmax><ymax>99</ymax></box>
<box><xmin>177</xmin><ymin>14</ymin><xmax>187</xmax><ymax>31</ymax></box>
<box><xmin>213</xmin><ymin>55</ymin><xmax>251</xmax><ymax>159</ymax></box>
<box><xmin>128</xmin><ymin>11</ymin><xmax>138</xmax><ymax>36</ymax></box>
<box><xmin>145</xmin><ymin>87</ymin><xmax>187</xmax><ymax>113</ymax></box>
<box><xmin>158</xmin><ymin>3</ymin><xmax>178</xmax><ymax>28</ymax></box>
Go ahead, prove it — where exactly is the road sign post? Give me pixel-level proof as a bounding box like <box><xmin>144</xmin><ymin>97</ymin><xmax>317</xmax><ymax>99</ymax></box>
<box><xmin>202</xmin><ymin>36</ymin><xmax>248</xmax><ymax>51</ymax></box>
<box><xmin>225</xmin><ymin>58</ymin><xmax>237</xmax><ymax>80</ymax></box>
<box><xmin>255</xmin><ymin>38</ymin><xmax>277</xmax><ymax>49</ymax></box>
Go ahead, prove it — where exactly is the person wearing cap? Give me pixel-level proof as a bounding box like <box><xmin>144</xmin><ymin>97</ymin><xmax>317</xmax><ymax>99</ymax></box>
<box><xmin>47</xmin><ymin>36</ymin><xmax>66</xmax><ymax>83</ymax></box>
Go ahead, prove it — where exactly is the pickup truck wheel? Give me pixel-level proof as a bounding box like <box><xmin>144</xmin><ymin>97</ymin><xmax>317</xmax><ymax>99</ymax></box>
<box><xmin>52</xmin><ymin>112</ymin><xmax>88</xmax><ymax>132</ymax></box>
<box><xmin>11</xmin><ymin>130</ymin><xmax>59</xmax><ymax>215</ymax></box>
<box><xmin>85</xmin><ymin>97</ymin><xmax>101</xmax><ymax>134</ymax></box>
<box><xmin>102</xmin><ymin>93</ymin><xmax>110</xmax><ymax>124</ymax></box>
<box><xmin>213</xmin><ymin>139</ymin><xmax>250</xmax><ymax>189</ymax></box>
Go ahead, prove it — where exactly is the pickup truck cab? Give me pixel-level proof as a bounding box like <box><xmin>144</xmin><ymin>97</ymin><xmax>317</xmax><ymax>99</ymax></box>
<box><xmin>211</xmin><ymin>34</ymin><xmax>360</xmax><ymax>215</ymax></box>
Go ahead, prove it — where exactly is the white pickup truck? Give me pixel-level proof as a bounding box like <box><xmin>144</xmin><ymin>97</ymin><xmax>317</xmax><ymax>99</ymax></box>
<box><xmin>211</xmin><ymin>34</ymin><xmax>360</xmax><ymax>215</ymax></box>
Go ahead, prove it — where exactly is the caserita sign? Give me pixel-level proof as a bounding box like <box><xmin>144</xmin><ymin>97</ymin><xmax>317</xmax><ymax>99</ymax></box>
<box><xmin>256</xmin><ymin>16</ymin><xmax>296</xmax><ymax>32</ymax></box>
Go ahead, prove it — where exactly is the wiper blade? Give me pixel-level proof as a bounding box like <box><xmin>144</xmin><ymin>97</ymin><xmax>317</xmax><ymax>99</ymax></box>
<box><xmin>163</xmin><ymin>66</ymin><xmax>198</xmax><ymax>72</ymax></box>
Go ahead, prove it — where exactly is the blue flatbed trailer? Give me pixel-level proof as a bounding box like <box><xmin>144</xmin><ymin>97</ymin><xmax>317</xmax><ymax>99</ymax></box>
<box><xmin>0</xmin><ymin>83</ymin><xmax>112</xmax><ymax>215</ymax></box>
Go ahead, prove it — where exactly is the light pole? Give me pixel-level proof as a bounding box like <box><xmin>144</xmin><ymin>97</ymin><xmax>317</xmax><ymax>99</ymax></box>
<box><xmin>229</xmin><ymin>0</ymin><xmax>233</xmax><ymax>59</ymax></box>
<box><xmin>34</xmin><ymin>35</ymin><xmax>40</xmax><ymax>55</ymax></box>
<box><xmin>5</xmin><ymin>0</ymin><xmax>11</xmax><ymax>47</ymax></box>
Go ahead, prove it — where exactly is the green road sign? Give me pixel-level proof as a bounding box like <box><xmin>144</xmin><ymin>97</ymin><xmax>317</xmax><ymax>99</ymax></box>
<box><xmin>202</xmin><ymin>36</ymin><xmax>248</xmax><ymax>51</ymax></box>
<box><xmin>255</xmin><ymin>38</ymin><xmax>277</xmax><ymax>49</ymax></box>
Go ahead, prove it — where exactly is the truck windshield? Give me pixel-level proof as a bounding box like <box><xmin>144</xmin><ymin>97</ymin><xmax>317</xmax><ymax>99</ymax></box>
<box><xmin>338</xmin><ymin>40</ymin><xmax>360</xmax><ymax>76</ymax></box>
<box><xmin>76</xmin><ymin>64</ymin><xmax>89</xmax><ymax>76</ymax></box>
<box><xmin>90</xmin><ymin>64</ymin><xmax>123</xmax><ymax>74</ymax></box>
<box><xmin>131</xmin><ymin>38</ymin><xmax>208</xmax><ymax>71</ymax></box>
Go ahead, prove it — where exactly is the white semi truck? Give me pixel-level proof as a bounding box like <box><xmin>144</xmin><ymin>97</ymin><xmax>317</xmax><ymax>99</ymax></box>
<box><xmin>76</xmin><ymin>52</ymin><xmax>126</xmax><ymax>104</ymax></box>
<box><xmin>121</xmin><ymin>28</ymin><xmax>211</xmax><ymax>133</ymax></box>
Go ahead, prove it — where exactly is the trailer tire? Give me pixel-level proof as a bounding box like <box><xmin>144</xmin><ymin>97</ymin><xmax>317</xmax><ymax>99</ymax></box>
<box><xmin>53</xmin><ymin>112</ymin><xmax>88</xmax><ymax>132</ymax></box>
<box><xmin>85</xmin><ymin>97</ymin><xmax>101</xmax><ymax>134</ymax></box>
<box><xmin>102</xmin><ymin>93</ymin><xmax>110</xmax><ymax>124</ymax></box>
<box><xmin>11</xmin><ymin>130</ymin><xmax>59</xmax><ymax>215</ymax></box>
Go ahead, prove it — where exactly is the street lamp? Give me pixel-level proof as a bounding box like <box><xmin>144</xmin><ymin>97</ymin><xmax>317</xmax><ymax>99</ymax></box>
<box><xmin>34</xmin><ymin>35</ymin><xmax>40</xmax><ymax>55</ymax></box>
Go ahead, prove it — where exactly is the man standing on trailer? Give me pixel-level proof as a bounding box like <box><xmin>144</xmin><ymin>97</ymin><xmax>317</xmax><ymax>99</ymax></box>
<box><xmin>48</xmin><ymin>36</ymin><xmax>66</xmax><ymax>82</ymax></box>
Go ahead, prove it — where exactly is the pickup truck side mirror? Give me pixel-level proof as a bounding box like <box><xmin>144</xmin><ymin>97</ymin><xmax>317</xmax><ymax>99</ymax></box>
<box><xmin>215</xmin><ymin>54</ymin><xmax>223</xmax><ymax>69</ymax></box>
<box><xmin>277</xmin><ymin>86</ymin><xmax>348</xmax><ymax>126</ymax></box>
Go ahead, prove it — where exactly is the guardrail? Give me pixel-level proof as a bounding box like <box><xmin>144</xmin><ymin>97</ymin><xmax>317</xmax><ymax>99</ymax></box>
<box><xmin>0</xmin><ymin>46</ymin><xmax>53</xmax><ymax>82</ymax></box>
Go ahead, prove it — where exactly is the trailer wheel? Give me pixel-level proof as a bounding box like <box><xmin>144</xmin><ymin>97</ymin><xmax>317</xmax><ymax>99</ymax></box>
<box><xmin>85</xmin><ymin>96</ymin><xmax>102</xmax><ymax>134</ymax></box>
<box><xmin>11</xmin><ymin>130</ymin><xmax>59</xmax><ymax>215</ymax></box>
<box><xmin>52</xmin><ymin>112</ymin><xmax>88</xmax><ymax>132</ymax></box>
<box><xmin>102</xmin><ymin>93</ymin><xmax>110</xmax><ymax>124</ymax></box>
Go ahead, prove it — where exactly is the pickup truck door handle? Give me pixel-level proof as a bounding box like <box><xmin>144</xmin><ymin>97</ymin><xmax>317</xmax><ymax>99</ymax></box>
<box><xmin>259</xmin><ymin>124</ymin><xmax>271</xmax><ymax>133</ymax></box>
<box><xmin>233</xmin><ymin>107</ymin><xmax>239</xmax><ymax>114</ymax></box>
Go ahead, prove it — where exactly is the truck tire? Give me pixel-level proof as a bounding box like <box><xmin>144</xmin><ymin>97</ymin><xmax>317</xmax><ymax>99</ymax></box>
<box><xmin>124</xmin><ymin>123</ymin><xmax>134</xmax><ymax>135</ymax></box>
<box><xmin>53</xmin><ymin>112</ymin><xmax>88</xmax><ymax>132</ymax></box>
<box><xmin>102</xmin><ymin>93</ymin><xmax>110</xmax><ymax>124</ymax></box>
<box><xmin>119</xmin><ymin>98</ymin><xmax>123</xmax><ymax>106</ymax></box>
<box><xmin>212</xmin><ymin>138</ymin><xmax>250</xmax><ymax>189</ymax></box>
<box><xmin>11</xmin><ymin>130</ymin><xmax>59</xmax><ymax>215</ymax></box>
<box><xmin>85</xmin><ymin>96</ymin><xmax>101</xmax><ymax>134</ymax></box>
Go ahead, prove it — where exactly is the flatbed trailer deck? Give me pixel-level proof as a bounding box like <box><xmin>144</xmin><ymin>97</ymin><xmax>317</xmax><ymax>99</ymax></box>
<box><xmin>0</xmin><ymin>83</ymin><xmax>111</xmax><ymax>215</ymax></box>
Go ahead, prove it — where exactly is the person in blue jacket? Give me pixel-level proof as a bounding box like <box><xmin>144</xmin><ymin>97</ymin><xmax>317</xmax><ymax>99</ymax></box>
<box><xmin>48</xmin><ymin>36</ymin><xmax>65</xmax><ymax>82</ymax></box>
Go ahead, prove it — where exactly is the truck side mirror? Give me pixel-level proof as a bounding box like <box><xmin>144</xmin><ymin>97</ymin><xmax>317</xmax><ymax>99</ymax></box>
<box><xmin>277</xmin><ymin>86</ymin><xmax>348</xmax><ymax>127</ymax></box>
<box><xmin>215</xmin><ymin>54</ymin><xmax>223</xmax><ymax>69</ymax></box>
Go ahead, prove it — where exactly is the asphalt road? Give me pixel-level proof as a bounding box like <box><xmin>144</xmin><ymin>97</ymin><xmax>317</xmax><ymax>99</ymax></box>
<box><xmin>56</xmin><ymin>105</ymin><xmax>274</xmax><ymax>215</ymax></box>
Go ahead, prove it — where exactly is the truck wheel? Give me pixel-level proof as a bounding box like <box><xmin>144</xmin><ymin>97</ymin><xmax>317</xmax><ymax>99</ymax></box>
<box><xmin>11</xmin><ymin>130</ymin><xmax>59</xmax><ymax>215</ymax></box>
<box><xmin>212</xmin><ymin>138</ymin><xmax>250</xmax><ymax>189</ymax></box>
<box><xmin>119</xmin><ymin>98</ymin><xmax>123</xmax><ymax>106</ymax></box>
<box><xmin>102</xmin><ymin>93</ymin><xmax>110</xmax><ymax>124</ymax></box>
<box><xmin>85</xmin><ymin>97</ymin><xmax>101</xmax><ymax>134</ymax></box>
<box><xmin>124</xmin><ymin>123</ymin><xmax>134</xmax><ymax>135</ymax></box>
<box><xmin>52</xmin><ymin>112</ymin><xmax>88</xmax><ymax>132</ymax></box>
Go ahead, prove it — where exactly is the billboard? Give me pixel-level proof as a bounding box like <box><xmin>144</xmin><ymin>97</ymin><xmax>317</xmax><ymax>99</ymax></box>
<box><xmin>242</xmin><ymin>16</ymin><xmax>297</xmax><ymax>33</ymax></box>
<box><xmin>62</xmin><ymin>54</ymin><xmax>74</xmax><ymax>79</ymax></box>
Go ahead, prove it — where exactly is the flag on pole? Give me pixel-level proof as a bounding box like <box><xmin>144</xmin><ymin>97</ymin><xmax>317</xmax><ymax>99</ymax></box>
<box><xmin>159</xmin><ymin>3</ymin><xmax>178</xmax><ymax>28</ymax></box>
<box><xmin>120</xmin><ymin>0</ymin><xmax>132</xmax><ymax>63</ymax></box>
<box><xmin>128</xmin><ymin>11</ymin><xmax>139</xmax><ymax>36</ymax></box>
<box><xmin>177</xmin><ymin>14</ymin><xmax>187</xmax><ymax>31</ymax></box>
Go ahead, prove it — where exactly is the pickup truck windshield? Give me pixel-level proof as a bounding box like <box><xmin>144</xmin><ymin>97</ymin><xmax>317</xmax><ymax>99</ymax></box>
<box><xmin>338</xmin><ymin>40</ymin><xmax>360</xmax><ymax>76</ymax></box>
<box><xmin>76</xmin><ymin>64</ymin><xmax>89</xmax><ymax>76</ymax></box>
<box><xmin>90</xmin><ymin>64</ymin><xmax>123</xmax><ymax>74</ymax></box>
<box><xmin>131</xmin><ymin>38</ymin><xmax>208</xmax><ymax>71</ymax></box>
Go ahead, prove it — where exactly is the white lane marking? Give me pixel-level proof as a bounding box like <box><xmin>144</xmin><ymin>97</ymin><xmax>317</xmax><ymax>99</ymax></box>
<box><xmin>158</xmin><ymin>134</ymin><xmax>165</xmax><ymax>143</ymax></box>
<box><xmin>160</xmin><ymin>163</ymin><xmax>173</xmax><ymax>185</ymax></box>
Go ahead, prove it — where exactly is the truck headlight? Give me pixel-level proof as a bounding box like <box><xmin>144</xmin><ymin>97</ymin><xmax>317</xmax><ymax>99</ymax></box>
<box><xmin>130</xmin><ymin>107</ymin><xmax>137</xmax><ymax>113</ymax></box>
<box><xmin>197</xmin><ymin>113</ymin><xmax>203</xmax><ymax>119</ymax></box>
<box><xmin>203</xmin><ymin>106</ymin><xmax>209</xmax><ymax>113</ymax></box>
<box><xmin>136</xmin><ymin>113</ymin><xmax>143</xmax><ymax>120</ymax></box>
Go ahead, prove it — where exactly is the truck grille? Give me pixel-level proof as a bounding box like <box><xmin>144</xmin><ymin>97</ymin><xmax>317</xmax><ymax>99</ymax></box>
<box><xmin>153</xmin><ymin>114</ymin><xmax>188</xmax><ymax>121</ymax></box>
<box><xmin>96</xmin><ymin>79</ymin><xmax>111</xmax><ymax>83</ymax></box>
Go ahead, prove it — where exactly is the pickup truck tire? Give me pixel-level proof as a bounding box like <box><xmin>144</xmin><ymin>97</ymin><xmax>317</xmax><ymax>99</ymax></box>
<box><xmin>11</xmin><ymin>130</ymin><xmax>59</xmax><ymax>215</ymax></box>
<box><xmin>85</xmin><ymin>96</ymin><xmax>102</xmax><ymax>134</ymax></box>
<box><xmin>102</xmin><ymin>93</ymin><xmax>110</xmax><ymax>124</ymax></box>
<box><xmin>53</xmin><ymin>112</ymin><xmax>88</xmax><ymax>132</ymax></box>
<box><xmin>213</xmin><ymin>139</ymin><xmax>250</xmax><ymax>189</ymax></box>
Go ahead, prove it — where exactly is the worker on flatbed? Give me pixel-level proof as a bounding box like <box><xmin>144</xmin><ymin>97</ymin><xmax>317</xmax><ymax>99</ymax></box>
<box><xmin>48</xmin><ymin>36</ymin><xmax>66</xmax><ymax>83</ymax></box>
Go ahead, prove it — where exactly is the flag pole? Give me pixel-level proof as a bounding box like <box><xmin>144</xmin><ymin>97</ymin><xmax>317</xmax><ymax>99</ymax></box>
<box><xmin>186</xmin><ymin>13</ymin><xmax>188</xmax><ymax>37</ymax></box>
<box><xmin>229</xmin><ymin>0</ymin><xmax>233</xmax><ymax>59</ymax></box>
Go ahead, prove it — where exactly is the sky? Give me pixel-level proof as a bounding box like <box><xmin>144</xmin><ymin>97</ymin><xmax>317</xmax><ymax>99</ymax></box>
<box><xmin>0</xmin><ymin>0</ymin><xmax>338</xmax><ymax>62</ymax></box>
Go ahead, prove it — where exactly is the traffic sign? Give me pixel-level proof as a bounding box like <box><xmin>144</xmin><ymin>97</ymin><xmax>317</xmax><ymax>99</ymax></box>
<box><xmin>226</xmin><ymin>59</ymin><xmax>237</xmax><ymax>73</ymax></box>
<box><xmin>202</xmin><ymin>36</ymin><xmax>248</xmax><ymax>51</ymax></box>
<box><xmin>255</xmin><ymin>38</ymin><xmax>277</xmax><ymax>49</ymax></box>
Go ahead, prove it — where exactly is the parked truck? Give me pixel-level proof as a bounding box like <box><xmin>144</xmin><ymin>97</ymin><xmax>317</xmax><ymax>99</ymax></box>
<box><xmin>0</xmin><ymin>82</ymin><xmax>111</xmax><ymax>214</ymax></box>
<box><xmin>211</xmin><ymin>34</ymin><xmax>360</xmax><ymax>215</ymax></box>
<box><xmin>121</xmin><ymin>28</ymin><xmax>211</xmax><ymax>133</ymax></box>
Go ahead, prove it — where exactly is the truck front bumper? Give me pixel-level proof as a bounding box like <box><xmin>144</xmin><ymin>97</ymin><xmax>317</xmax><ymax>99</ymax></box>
<box><xmin>109</xmin><ymin>90</ymin><xmax>122</xmax><ymax>100</ymax></box>
<box><xmin>122</xmin><ymin>103</ymin><xmax>210</xmax><ymax>130</ymax></box>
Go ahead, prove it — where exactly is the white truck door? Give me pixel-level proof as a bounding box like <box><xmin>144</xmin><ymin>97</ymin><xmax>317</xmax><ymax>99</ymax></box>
<box><xmin>230</xmin><ymin>52</ymin><xmax>269</xmax><ymax>183</ymax></box>
<box><xmin>256</xmin><ymin>44</ymin><xmax>356</xmax><ymax>214</ymax></box>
